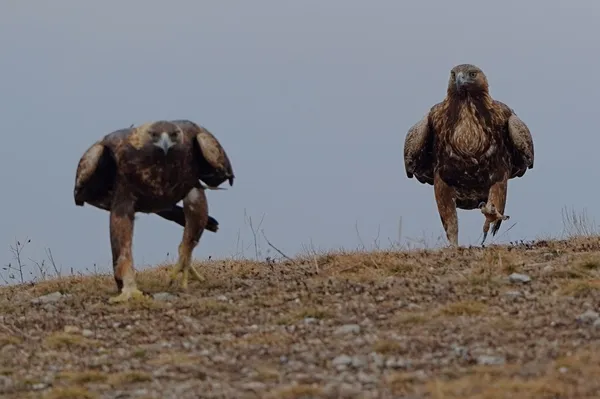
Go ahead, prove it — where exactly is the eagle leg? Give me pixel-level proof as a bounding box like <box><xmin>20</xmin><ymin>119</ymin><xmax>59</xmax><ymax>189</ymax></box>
<box><xmin>479</xmin><ymin>177</ymin><xmax>509</xmax><ymax>245</ymax></box>
<box><xmin>478</xmin><ymin>200</ymin><xmax>510</xmax><ymax>246</ymax></box>
<box><xmin>107</xmin><ymin>200</ymin><xmax>145</xmax><ymax>303</ymax></box>
<box><xmin>168</xmin><ymin>187</ymin><xmax>208</xmax><ymax>290</ymax></box>
<box><xmin>434</xmin><ymin>173</ymin><xmax>459</xmax><ymax>247</ymax></box>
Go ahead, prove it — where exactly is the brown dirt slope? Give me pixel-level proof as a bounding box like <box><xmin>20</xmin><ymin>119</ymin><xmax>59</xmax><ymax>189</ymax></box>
<box><xmin>1</xmin><ymin>237</ymin><xmax>600</xmax><ymax>399</ymax></box>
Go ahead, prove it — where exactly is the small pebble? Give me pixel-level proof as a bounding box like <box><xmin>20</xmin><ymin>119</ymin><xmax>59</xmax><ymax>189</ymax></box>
<box><xmin>477</xmin><ymin>355</ymin><xmax>505</xmax><ymax>366</ymax></box>
<box><xmin>576</xmin><ymin>310</ymin><xmax>599</xmax><ymax>324</ymax></box>
<box><xmin>508</xmin><ymin>273</ymin><xmax>531</xmax><ymax>284</ymax></box>
<box><xmin>332</xmin><ymin>354</ymin><xmax>353</xmax><ymax>369</ymax></box>
<box><xmin>31</xmin><ymin>291</ymin><xmax>63</xmax><ymax>304</ymax></box>
<box><xmin>334</xmin><ymin>324</ymin><xmax>361</xmax><ymax>335</ymax></box>
<box><xmin>153</xmin><ymin>292</ymin><xmax>177</xmax><ymax>301</ymax></box>
<box><xmin>63</xmin><ymin>325</ymin><xmax>80</xmax><ymax>334</ymax></box>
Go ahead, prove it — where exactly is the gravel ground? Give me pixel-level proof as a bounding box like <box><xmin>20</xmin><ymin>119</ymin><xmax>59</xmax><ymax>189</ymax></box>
<box><xmin>1</xmin><ymin>237</ymin><xmax>600</xmax><ymax>398</ymax></box>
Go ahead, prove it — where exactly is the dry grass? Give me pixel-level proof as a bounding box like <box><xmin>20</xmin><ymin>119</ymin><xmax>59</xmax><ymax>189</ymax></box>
<box><xmin>1</xmin><ymin>236</ymin><xmax>600</xmax><ymax>398</ymax></box>
<box><xmin>43</xmin><ymin>387</ymin><xmax>98</xmax><ymax>399</ymax></box>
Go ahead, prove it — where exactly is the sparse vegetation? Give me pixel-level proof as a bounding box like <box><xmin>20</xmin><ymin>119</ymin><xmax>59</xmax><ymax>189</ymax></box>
<box><xmin>1</xmin><ymin>229</ymin><xmax>600</xmax><ymax>398</ymax></box>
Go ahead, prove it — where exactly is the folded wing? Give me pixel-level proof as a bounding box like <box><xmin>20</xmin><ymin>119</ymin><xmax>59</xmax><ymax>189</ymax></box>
<box><xmin>404</xmin><ymin>113</ymin><xmax>435</xmax><ymax>185</ymax></box>
<box><xmin>172</xmin><ymin>120</ymin><xmax>235</xmax><ymax>188</ymax></box>
<box><xmin>73</xmin><ymin>141</ymin><xmax>117</xmax><ymax>208</ymax></box>
<box><xmin>507</xmin><ymin>112</ymin><xmax>534</xmax><ymax>178</ymax></box>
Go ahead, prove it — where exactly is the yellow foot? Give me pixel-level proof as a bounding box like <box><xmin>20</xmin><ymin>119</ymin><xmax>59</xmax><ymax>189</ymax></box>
<box><xmin>108</xmin><ymin>287</ymin><xmax>146</xmax><ymax>304</ymax></box>
<box><xmin>169</xmin><ymin>261</ymin><xmax>205</xmax><ymax>290</ymax></box>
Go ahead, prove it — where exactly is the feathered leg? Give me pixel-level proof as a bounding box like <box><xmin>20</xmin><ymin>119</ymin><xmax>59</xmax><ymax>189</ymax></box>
<box><xmin>168</xmin><ymin>187</ymin><xmax>209</xmax><ymax>289</ymax></box>
<box><xmin>434</xmin><ymin>172</ymin><xmax>459</xmax><ymax>247</ymax></box>
<box><xmin>478</xmin><ymin>175</ymin><xmax>509</xmax><ymax>245</ymax></box>
<box><xmin>107</xmin><ymin>198</ymin><xmax>144</xmax><ymax>303</ymax></box>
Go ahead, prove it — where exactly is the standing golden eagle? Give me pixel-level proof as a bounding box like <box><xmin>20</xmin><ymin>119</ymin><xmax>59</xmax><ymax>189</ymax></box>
<box><xmin>403</xmin><ymin>64</ymin><xmax>534</xmax><ymax>246</ymax></box>
<box><xmin>74</xmin><ymin>120</ymin><xmax>234</xmax><ymax>303</ymax></box>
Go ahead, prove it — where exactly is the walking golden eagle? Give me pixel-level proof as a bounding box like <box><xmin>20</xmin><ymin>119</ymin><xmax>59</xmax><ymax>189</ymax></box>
<box><xmin>403</xmin><ymin>64</ymin><xmax>534</xmax><ymax>246</ymax></box>
<box><xmin>74</xmin><ymin>120</ymin><xmax>234</xmax><ymax>302</ymax></box>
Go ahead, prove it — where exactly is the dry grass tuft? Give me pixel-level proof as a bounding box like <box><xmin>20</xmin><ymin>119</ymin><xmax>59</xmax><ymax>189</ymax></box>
<box><xmin>43</xmin><ymin>386</ymin><xmax>98</xmax><ymax>399</ymax></box>
<box><xmin>439</xmin><ymin>300</ymin><xmax>487</xmax><ymax>316</ymax></box>
<box><xmin>265</xmin><ymin>383</ymin><xmax>324</xmax><ymax>399</ymax></box>
<box><xmin>426</xmin><ymin>376</ymin><xmax>566</xmax><ymax>399</ymax></box>
<box><xmin>391</xmin><ymin>312</ymin><xmax>430</xmax><ymax>326</ymax></box>
<box><xmin>372</xmin><ymin>338</ymin><xmax>406</xmax><ymax>354</ymax></box>
<box><xmin>57</xmin><ymin>370</ymin><xmax>108</xmax><ymax>384</ymax></box>
<box><xmin>0</xmin><ymin>334</ymin><xmax>22</xmax><ymax>347</ymax></box>
<box><xmin>557</xmin><ymin>279</ymin><xmax>600</xmax><ymax>297</ymax></box>
<box><xmin>107</xmin><ymin>371</ymin><xmax>153</xmax><ymax>386</ymax></box>
<box><xmin>188</xmin><ymin>298</ymin><xmax>235</xmax><ymax>317</ymax></box>
<box><xmin>43</xmin><ymin>332</ymin><xmax>99</xmax><ymax>350</ymax></box>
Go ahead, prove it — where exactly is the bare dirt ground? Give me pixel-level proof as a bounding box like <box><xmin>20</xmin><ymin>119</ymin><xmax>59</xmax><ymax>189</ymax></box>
<box><xmin>1</xmin><ymin>237</ymin><xmax>600</xmax><ymax>399</ymax></box>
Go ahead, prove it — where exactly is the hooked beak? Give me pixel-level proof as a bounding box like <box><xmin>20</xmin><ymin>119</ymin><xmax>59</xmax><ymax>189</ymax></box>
<box><xmin>455</xmin><ymin>71</ymin><xmax>467</xmax><ymax>91</ymax></box>
<box><xmin>154</xmin><ymin>132</ymin><xmax>174</xmax><ymax>155</ymax></box>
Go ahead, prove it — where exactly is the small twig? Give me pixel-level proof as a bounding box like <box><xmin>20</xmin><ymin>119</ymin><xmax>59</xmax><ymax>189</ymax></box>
<box><xmin>261</xmin><ymin>230</ymin><xmax>296</xmax><ymax>263</ymax></box>
<box><xmin>245</xmin><ymin>210</ymin><xmax>265</xmax><ymax>261</ymax></box>
<box><xmin>355</xmin><ymin>221</ymin><xmax>380</xmax><ymax>269</ymax></box>
<box><xmin>28</xmin><ymin>258</ymin><xmax>46</xmax><ymax>281</ymax></box>
<box><xmin>373</xmin><ymin>224</ymin><xmax>381</xmax><ymax>250</ymax></box>
<box><xmin>398</xmin><ymin>216</ymin><xmax>403</xmax><ymax>247</ymax></box>
<box><xmin>309</xmin><ymin>239</ymin><xmax>320</xmax><ymax>274</ymax></box>
<box><xmin>489</xmin><ymin>221</ymin><xmax>518</xmax><ymax>245</ymax></box>
<box><xmin>46</xmin><ymin>248</ymin><xmax>61</xmax><ymax>278</ymax></box>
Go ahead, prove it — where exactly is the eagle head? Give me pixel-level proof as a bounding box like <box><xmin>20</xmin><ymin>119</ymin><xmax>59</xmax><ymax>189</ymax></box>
<box><xmin>447</xmin><ymin>64</ymin><xmax>489</xmax><ymax>97</ymax></box>
<box><xmin>144</xmin><ymin>121</ymin><xmax>184</xmax><ymax>155</ymax></box>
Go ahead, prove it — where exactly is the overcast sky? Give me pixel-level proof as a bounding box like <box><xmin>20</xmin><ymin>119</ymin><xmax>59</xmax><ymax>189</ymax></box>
<box><xmin>1</xmin><ymin>0</ymin><xmax>599</xmax><ymax>280</ymax></box>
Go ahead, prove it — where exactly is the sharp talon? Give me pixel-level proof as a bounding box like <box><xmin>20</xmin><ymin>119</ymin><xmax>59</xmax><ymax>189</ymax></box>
<box><xmin>478</xmin><ymin>202</ymin><xmax>486</xmax><ymax>209</ymax></box>
<box><xmin>108</xmin><ymin>287</ymin><xmax>145</xmax><ymax>304</ymax></box>
<box><xmin>189</xmin><ymin>264</ymin><xmax>205</xmax><ymax>282</ymax></box>
<box><xmin>169</xmin><ymin>260</ymin><xmax>203</xmax><ymax>290</ymax></box>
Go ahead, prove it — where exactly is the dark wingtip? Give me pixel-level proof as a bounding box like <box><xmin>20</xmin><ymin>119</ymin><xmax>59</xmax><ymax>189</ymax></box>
<box><xmin>229</xmin><ymin>176</ymin><xmax>234</xmax><ymax>186</ymax></box>
<box><xmin>206</xmin><ymin>216</ymin><xmax>219</xmax><ymax>233</ymax></box>
<box><xmin>491</xmin><ymin>221</ymin><xmax>502</xmax><ymax>237</ymax></box>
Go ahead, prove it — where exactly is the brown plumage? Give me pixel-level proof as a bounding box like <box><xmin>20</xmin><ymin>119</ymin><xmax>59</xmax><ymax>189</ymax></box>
<box><xmin>404</xmin><ymin>64</ymin><xmax>534</xmax><ymax>246</ymax></box>
<box><xmin>74</xmin><ymin>119</ymin><xmax>234</xmax><ymax>302</ymax></box>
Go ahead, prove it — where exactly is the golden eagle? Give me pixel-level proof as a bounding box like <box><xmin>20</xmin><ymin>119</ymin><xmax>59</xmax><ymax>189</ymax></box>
<box><xmin>74</xmin><ymin>120</ymin><xmax>234</xmax><ymax>302</ymax></box>
<box><xmin>404</xmin><ymin>64</ymin><xmax>534</xmax><ymax>246</ymax></box>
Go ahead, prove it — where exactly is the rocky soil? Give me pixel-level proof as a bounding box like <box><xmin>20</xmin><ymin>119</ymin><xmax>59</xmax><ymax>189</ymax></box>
<box><xmin>1</xmin><ymin>237</ymin><xmax>600</xmax><ymax>398</ymax></box>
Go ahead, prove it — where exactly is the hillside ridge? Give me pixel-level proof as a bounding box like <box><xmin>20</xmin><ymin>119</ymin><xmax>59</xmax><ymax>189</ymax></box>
<box><xmin>1</xmin><ymin>237</ymin><xmax>600</xmax><ymax>398</ymax></box>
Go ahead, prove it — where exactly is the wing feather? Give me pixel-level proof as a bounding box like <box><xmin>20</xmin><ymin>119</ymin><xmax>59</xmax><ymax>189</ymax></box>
<box><xmin>172</xmin><ymin>120</ymin><xmax>235</xmax><ymax>188</ymax></box>
<box><xmin>404</xmin><ymin>113</ymin><xmax>435</xmax><ymax>185</ymax></box>
<box><xmin>492</xmin><ymin>100</ymin><xmax>534</xmax><ymax>179</ymax></box>
<box><xmin>507</xmin><ymin>113</ymin><xmax>534</xmax><ymax>177</ymax></box>
<box><xmin>73</xmin><ymin>141</ymin><xmax>116</xmax><ymax>207</ymax></box>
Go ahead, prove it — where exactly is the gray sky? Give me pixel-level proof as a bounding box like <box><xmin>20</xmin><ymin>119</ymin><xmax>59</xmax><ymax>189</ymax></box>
<box><xmin>1</xmin><ymin>0</ymin><xmax>599</xmax><ymax>278</ymax></box>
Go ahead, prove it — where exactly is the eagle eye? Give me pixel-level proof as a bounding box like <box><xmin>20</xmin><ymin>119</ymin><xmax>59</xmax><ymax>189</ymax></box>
<box><xmin>169</xmin><ymin>131</ymin><xmax>179</xmax><ymax>139</ymax></box>
<box><xmin>450</xmin><ymin>71</ymin><xmax>456</xmax><ymax>79</ymax></box>
<box><xmin>469</xmin><ymin>71</ymin><xmax>477</xmax><ymax>78</ymax></box>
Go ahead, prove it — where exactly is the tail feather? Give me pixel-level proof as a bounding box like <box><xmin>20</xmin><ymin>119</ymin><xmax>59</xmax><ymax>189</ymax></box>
<box><xmin>491</xmin><ymin>219</ymin><xmax>502</xmax><ymax>237</ymax></box>
<box><xmin>155</xmin><ymin>206</ymin><xmax>219</xmax><ymax>233</ymax></box>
